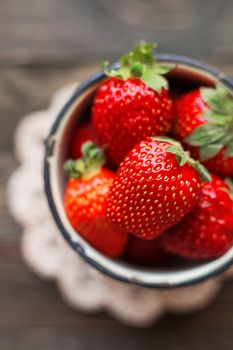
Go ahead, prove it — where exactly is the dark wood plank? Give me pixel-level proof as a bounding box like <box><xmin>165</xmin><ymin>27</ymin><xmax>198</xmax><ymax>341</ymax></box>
<box><xmin>0</xmin><ymin>0</ymin><xmax>233</xmax><ymax>65</ymax></box>
<box><xmin>0</xmin><ymin>65</ymin><xmax>98</xmax><ymax>150</ymax></box>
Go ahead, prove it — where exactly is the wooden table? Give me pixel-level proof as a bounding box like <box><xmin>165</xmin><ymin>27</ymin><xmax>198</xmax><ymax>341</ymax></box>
<box><xmin>1</xmin><ymin>63</ymin><xmax>233</xmax><ymax>349</ymax></box>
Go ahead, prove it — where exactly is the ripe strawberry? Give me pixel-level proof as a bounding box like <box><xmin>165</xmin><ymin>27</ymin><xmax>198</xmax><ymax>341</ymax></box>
<box><xmin>174</xmin><ymin>86</ymin><xmax>233</xmax><ymax>176</ymax></box>
<box><xmin>106</xmin><ymin>137</ymin><xmax>210</xmax><ymax>240</ymax></box>
<box><xmin>70</xmin><ymin>121</ymin><xmax>97</xmax><ymax>159</ymax></box>
<box><xmin>161</xmin><ymin>176</ymin><xmax>233</xmax><ymax>260</ymax></box>
<box><xmin>126</xmin><ymin>236</ymin><xmax>168</xmax><ymax>265</ymax></box>
<box><xmin>64</xmin><ymin>142</ymin><xmax>128</xmax><ymax>258</ymax></box>
<box><xmin>92</xmin><ymin>42</ymin><xmax>173</xmax><ymax>167</ymax></box>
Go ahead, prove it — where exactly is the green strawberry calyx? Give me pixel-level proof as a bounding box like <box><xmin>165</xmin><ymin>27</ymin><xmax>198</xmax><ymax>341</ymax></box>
<box><xmin>152</xmin><ymin>136</ymin><xmax>211</xmax><ymax>182</ymax></box>
<box><xmin>102</xmin><ymin>42</ymin><xmax>172</xmax><ymax>93</ymax></box>
<box><xmin>185</xmin><ymin>85</ymin><xmax>233</xmax><ymax>161</ymax></box>
<box><xmin>224</xmin><ymin>178</ymin><xmax>233</xmax><ymax>200</ymax></box>
<box><xmin>64</xmin><ymin>141</ymin><xmax>105</xmax><ymax>179</ymax></box>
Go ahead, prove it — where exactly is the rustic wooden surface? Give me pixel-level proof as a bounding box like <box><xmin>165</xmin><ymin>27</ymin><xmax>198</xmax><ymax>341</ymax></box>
<box><xmin>1</xmin><ymin>63</ymin><xmax>233</xmax><ymax>349</ymax></box>
<box><xmin>1</xmin><ymin>0</ymin><xmax>233</xmax><ymax>347</ymax></box>
<box><xmin>0</xmin><ymin>0</ymin><xmax>233</xmax><ymax>65</ymax></box>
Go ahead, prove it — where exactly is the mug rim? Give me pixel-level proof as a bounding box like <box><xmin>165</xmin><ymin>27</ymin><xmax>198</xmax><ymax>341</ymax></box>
<box><xmin>44</xmin><ymin>54</ymin><xmax>233</xmax><ymax>289</ymax></box>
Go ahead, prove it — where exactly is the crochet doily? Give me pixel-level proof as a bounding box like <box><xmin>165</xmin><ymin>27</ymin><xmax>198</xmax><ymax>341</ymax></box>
<box><xmin>7</xmin><ymin>82</ymin><xmax>233</xmax><ymax>327</ymax></box>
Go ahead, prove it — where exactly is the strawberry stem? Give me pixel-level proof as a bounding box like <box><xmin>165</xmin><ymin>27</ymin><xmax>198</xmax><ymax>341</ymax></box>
<box><xmin>102</xmin><ymin>42</ymin><xmax>172</xmax><ymax>92</ymax></box>
<box><xmin>64</xmin><ymin>141</ymin><xmax>105</xmax><ymax>179</ymax></box>
<box><xmin>225</xmin><ymin>178</ymin><xmax>233</xmax><ymax>199</ymax></box>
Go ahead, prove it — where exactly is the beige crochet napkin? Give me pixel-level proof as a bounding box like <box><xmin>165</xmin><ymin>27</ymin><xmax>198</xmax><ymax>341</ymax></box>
<box><xmin>8</xmin><ymin>82</ymin><xmax>233</xmax><ymax>327</ymax></box>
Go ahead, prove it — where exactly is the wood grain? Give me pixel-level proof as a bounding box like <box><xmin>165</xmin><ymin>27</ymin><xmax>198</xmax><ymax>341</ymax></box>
<box><xmin>0</xmin><ymin>0</ymin><xmax>232</xmax><ymax>66</ymax></box>
<box><xmin>1</xmin><ymin>64</ymin><xmax>233</xmax><ymax>349</ymax></box>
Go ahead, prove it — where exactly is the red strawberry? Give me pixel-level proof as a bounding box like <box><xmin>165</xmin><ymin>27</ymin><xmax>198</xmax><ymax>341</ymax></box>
<box><xmin>174</xmin><ymin>86</ymin><xmax>233</xmax><ymax>177</ymax></box>
<box><xmin>106</xmin><ymin>137</ymin><xmax>210</xmax><ymax>240</ymax></box>
<box><xmin>64</xmin><ymin>142</ymin><xmax>128</xmax><ymax>258</ymax></box>
<box><xmin>70</xmin><ymin>121</ymin><xmax>97</xmax><ymax>159</ymax></box>
<box><xmin>92</xmin><ymin>42</ymin><xmax>173</xmax><ymax>167</ymax></box>
<box><xmin>126</xmin><ymin>236</ymin><xmax>168</xmax><ymax>265</ymax></box>
<box><xmin>161</xmin><ymin>176</ymin><xmax>233</xmax><ymax>260</ymax></box>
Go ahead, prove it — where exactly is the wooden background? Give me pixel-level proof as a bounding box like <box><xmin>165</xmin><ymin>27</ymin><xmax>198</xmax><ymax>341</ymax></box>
<box><xmin>1</xmin><ymin>1</ymin><xmax>233</xmax><ymax>349</ymax></box>
<box><xmin>1</xmin><ymin>0</ymin><xmax>233</xmax><ymax>66</ymax></box>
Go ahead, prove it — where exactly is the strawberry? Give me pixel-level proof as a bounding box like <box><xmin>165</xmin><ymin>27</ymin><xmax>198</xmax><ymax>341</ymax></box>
<box><xmin>126</xmin><ymin>236</ymin><xmax>168</xmax><ymax>265</ymax></box>
<box><xmin>106</xmin><ymin>137</ymin><xmax>210</xmax><ymax>240</ymax></box>
<box><xmin>70</xmin><ymin>121</ymin><xmax>97</xmax><ymax>159</ymax></box>
<box><xmin>64</xmin><ymin>142</ymin><xmax>128</xmax><ymax>258</ymax></box>
<box><xmin>174</xmin><ymin>86</ymin><xmax>233</xmax><ymax>176</ymax></box>
<box><xmin>161</xmin><ymin>176</ymin><xmax>233</xmax><ymax>260</ymax></box>
<box><xmin>92</xmin><ymin>42</ymin><xmax>173</xmax><ymax>167</ymax></box>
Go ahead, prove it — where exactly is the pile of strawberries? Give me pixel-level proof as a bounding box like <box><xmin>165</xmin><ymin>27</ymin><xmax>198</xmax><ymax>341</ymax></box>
<box><xmin>64</xmin><ymin>42</ymin><xmax>233</xmax><ymax>265</ymax></box>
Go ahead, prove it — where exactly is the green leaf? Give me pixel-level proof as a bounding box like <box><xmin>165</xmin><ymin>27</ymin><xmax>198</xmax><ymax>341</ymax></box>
<box><xmin>102</xmin><ymin>42</ymin><xmax>171</xmax><ymax>90</ymax></box>
<box><xmin>221</xmin><ymin>132</ymin><xmax>233</xmax><ymax>144</ymax></box>
<box><xmin>143</xmin><ymin>76</ymin><xmax>168</xmax><ymax>92</ymax></box>
<box><xmin>102</xmin><ymin>60</ymin><xmax>130</xmax><ymax>79</ymax></box>
<box><xmin>120</xmin><ymin>42</ymin><xmax>156</xmax><ymax>68</ymax></box>
<box><xmin>152</xmin><ymin>65</ymin><xmax>172</xmax><ymax>75</ymax></box>
<box><xmin>64</xmin><ymin>159</ymin><xmax>83</xmax><ymax>178</ymax></box>
<box><xmin>140</xmin><ymin>42</ymin><xmax>157</xmax><ymax>54</ymax></box>
<box><xmin>199</xmin><ymin>143</ymin><xmax>223</xmax><ymax>161</ymax></box>
<box><xmin>204</xmin><ymin>110</ymin><xmax>232</xmax><ymax>126</ymax></box>
<box><xmin>201</xmin><ymin>85</ymin><xmax>233</xmax><ymax>115</ymax></box>
<box><xmin>174</xmin><ymin>153</ymin><xmax>182</xmax><ymax>165</ymax></box>
<box><xmin>142</xmin><ymin>67</ymin><xmax>168</xmax><ymax>92</ymax></box>
<box><xmin>225</xmin><ymin>178</ymin><xmax>233</xmax><ymax>198</ymax></box>
<box><xmin>64</xmin><ymin>159</ymin><xmax>76</xmax><ymax>176</ymax></box>
<box><xmin>120</xmin><ymin>52</ymin><xmax>134</xmax><ymax>67</ymax></box>
<box><xmin>195</xmin><ymin>162</ymin><xmax>212</xmax><ymax>182</ymax></box>
<box><xmin>101</xmin><ymin>60</ymin><xmax>109</xmax><ymax>69</ymax></box>
<box><xmin>81</xmin><ymin>141</ymin><xmax>96</xmax><ymax>156</ymax></box>
<box><xmin>201</xmin><ymin>87</ymin><xmax>221</xmax><ymax>112</ymax></box>
<box><xmin>152</xmin><ymin>136</ymin><xmax>180</xmax><ymax>146</ymax></box>
<box><xmin>64</xmin><ymin>142</ymin><xmax>105</xmax><ymax>179</ymax></box>
<box><xmin>73</xmin><ymin>159</ymin><xmax>86</xmax><ymax>174</ymax></box>
<box><xmin>166</xmin><ymin>144</ymin><xmax>183</xmax><ymax>154</ymax></box>
<box><xmin>132</xmin><ymin>42</ymin><xmax>155</xmax><ymax>65</ymax></box>
<box><xmin>177</xmin><ymin>153</ymin><xmax>188</xmax><ymax>166</ymax></box>
<box><xmin>224</xmin><ymin>142</ymin><xmax>233</xmax><ymax>158</ymax></box>
<box><xmin>88</xmin><ymin>147</ymin><xmax>102</xmax><ymax>161</ymax></box>
<box><xmin>166</xmin><ymin>145</ymin><xmax>189</xmax><ymax>166</ymax></box>
<box><xmin>160</xmin><ymin>138</ymin><xmax>211</xmax><ymax>182</ymax></box>
<box><xmin>102</xmin><ymin>64</ymin><xmax>130</xmax><ymax>80</ymax></box>
<box><xmin>185</xmin><ymin>123</ymin><xmax>227</xmax><ymax>147</ymax></box>
<box><xmin>115</xmin><ymin>67</ymin><xmax>131</xmax><ymax>80</ymax></box>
